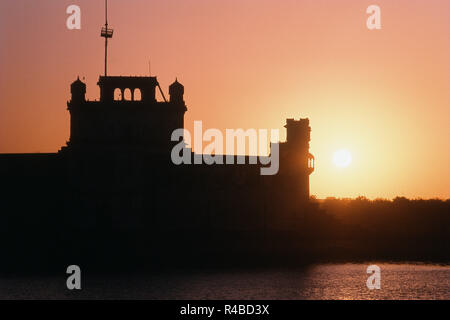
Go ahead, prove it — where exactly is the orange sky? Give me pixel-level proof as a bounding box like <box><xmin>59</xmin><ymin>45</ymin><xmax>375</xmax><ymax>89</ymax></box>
<box><xmin>0</xmin><ymin>0</ymin><xmax>449</xmax><ymax>199</ymax></box>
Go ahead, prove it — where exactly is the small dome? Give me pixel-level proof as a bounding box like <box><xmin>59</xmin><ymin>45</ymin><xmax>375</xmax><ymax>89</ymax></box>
<box><xmin>169</xmin><ymin>78</ymin><xmax>184</xmax><ymax>91</ymax></box>
<box><xmin>71</xmin><ymin>76</ymin><xmax>86</xmax><ymax>91</ymax></box>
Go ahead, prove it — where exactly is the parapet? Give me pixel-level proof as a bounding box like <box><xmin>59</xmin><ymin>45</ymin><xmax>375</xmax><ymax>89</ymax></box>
<box><xmin>97</xmin><ymin>76</ymin><xmax>158</xmax><ymax>102</ymax></box>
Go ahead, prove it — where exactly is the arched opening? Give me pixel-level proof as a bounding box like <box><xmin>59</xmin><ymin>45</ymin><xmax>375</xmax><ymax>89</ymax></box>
<box><xmin>114</xmin><ymin>88</ymin><xmax>122</xmax><ymax>101</ymax></box>
<box><xmin>123</xmin><ymin>88</ymin><xmax>132</xmax><ymax>101</ymax></box>
<box><xmin>307</xmin><ymin>154</ymin><xmax>315</xmax><ymax>169</ymax></box>
<box><xmin>134</xmin><ymin>88</ymin><xmax>142</xmax><ymax>101</ymax></box>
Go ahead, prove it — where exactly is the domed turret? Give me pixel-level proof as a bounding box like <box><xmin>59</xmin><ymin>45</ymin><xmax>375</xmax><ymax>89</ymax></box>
<box><xmin>169</xmin><ymin>78</ymin><xmax>184</xmax><ymax>103</ymax></box>
<box><xmin>71</xmin><ymin>76</ymin><xmax>86</xmax><ymax>102</ymax></box>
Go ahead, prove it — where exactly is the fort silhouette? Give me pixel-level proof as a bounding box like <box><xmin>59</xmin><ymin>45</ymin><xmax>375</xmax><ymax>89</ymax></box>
<box><xmin>1</xmin><ymin>58</ymin><xmax>449</xmax><ymax>273</ymax></box>
<box><xmin>0</xmin><ymin>0</ymin><xmax>320</xmax><ymax>270</ymax></box>
<box><xmin>0</xmin><ymin>69</ymin><xmax>318</xmax><ymax>271</ymax></box>
<box><xmin>2</xmin><ymin>3</ymin><xmax>448</xmax><ymax>273</ymax></box>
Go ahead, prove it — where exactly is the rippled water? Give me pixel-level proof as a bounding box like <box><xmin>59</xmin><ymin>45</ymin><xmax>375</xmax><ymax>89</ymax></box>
<box><xmin>1</xmin><ymin>263</ymin><xmax>449</xmax><ymax>299</ymax></box>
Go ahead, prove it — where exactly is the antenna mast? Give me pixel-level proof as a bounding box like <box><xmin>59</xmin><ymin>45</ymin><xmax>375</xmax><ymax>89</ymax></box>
<box><xmin>100</xmin><ymin>0</ymin><xmax>114</xmax><ymax>76</ymax></box>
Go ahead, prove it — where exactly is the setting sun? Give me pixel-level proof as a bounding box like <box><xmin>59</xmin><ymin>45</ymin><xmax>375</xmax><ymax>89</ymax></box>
<box><xmin>333</xmin><ymin>149</ymin><xmax>352</xmax><ymax>168</ymax></box>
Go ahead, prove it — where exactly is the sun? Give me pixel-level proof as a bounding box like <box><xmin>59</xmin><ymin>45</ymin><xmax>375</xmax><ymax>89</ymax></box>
<box><xmin>333</xmin><ymin>149</ymin><xmax>352</xmax><ymax>168</ymax></box>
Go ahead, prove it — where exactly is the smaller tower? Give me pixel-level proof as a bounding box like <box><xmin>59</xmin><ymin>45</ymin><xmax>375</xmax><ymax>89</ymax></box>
<box><xmin>278</xmin><ymin>118</ymin><xmax>314</xmax><ymax>201</ymax></box>
<box><xmin>285</xmin><ymin>118</ymin><xmax>310</xmax><ymax>150</ymax></box>
<box><xmin>70</xmin><ymin>77</ymin><xmax>86</xmax><ymax>103</ymax></box>
<box><xmin>169</xmin><ymin>79</ymin><xmax>184</xmax><ymax>103</ymax></box>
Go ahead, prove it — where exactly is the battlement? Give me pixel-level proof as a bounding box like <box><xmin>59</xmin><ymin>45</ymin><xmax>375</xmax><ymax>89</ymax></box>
<box><xmin>285</xmin><ymin>118</ymin><xmax>309</xmax><ymax>126</ymax></box>
<box><xmin>284</xmin><ymin>118</ymin><xmax>311</xmax><ymax>145</ymax></box>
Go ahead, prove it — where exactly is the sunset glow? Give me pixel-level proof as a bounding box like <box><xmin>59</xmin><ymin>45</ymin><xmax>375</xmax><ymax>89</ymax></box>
<box><xmin>0</xmin><ymin>0</ymin><xmax>449</xmax><ymax>199</ymax></box>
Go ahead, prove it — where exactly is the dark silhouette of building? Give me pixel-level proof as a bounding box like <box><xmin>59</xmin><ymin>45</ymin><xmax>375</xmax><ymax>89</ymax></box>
<box><xmin>60</xmin><ymin>74</ymin><xmax>314</xmax><ymax>225</ymax></box>
<box><xmin>0</xmin><ymin>73</ymin><xmax>315</xmax><ymax>270</ymax></box>
<box><xmin>0</xmin><ymin>0</ymin><xmax>317</xmax><ymax>271</ymax></box>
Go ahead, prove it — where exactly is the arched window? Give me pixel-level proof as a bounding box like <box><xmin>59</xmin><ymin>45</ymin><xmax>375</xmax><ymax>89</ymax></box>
<box><xmin>123</xmin><ymin>88</ymin><xmax>132</xmax><ymax>101</ymax></box>
<box><xmin>114</xmin><ymin>88</ymin><xmax>122</xmax><ymax>101</ymax></box>
<box><xmin>307</xmin><ymin>155</ymin><xmax>315</xmax><ymax>169</ymax></box>
<box><xmin>134</xmin><ymin>88</ymin><xmax>142</xmax><ymax>101</ymax></box>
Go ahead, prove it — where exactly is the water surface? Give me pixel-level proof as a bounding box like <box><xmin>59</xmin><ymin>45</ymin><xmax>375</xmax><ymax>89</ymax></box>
<box><xmin>1</xmin><ymin>263</ymin><xmax>448</xmax><ymax>299</ymax></box>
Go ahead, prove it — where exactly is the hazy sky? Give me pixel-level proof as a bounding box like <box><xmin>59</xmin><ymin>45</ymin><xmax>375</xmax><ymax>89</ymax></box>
<box><xmin>0</xmin><ymin>0</ymin><xmax>449</xmax><ymax>199</ymax></box>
